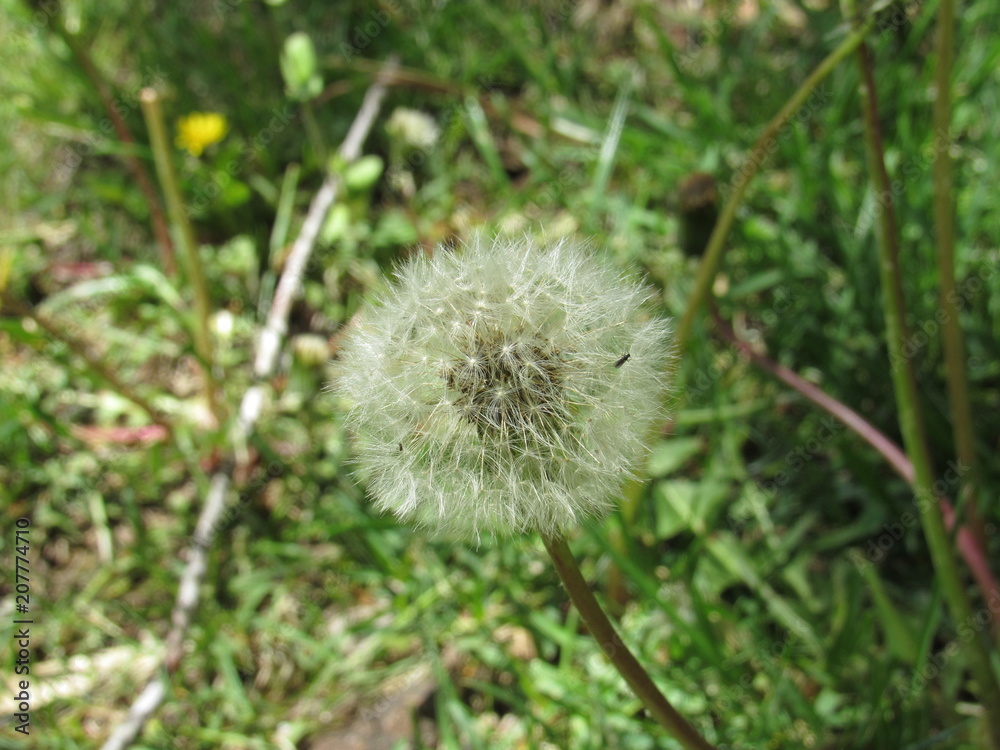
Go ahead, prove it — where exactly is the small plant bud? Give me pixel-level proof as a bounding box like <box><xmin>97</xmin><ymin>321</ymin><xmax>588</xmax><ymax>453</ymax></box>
<box><xmin>292</xmin><ymin>334</ymin><xmax>331</xmax><ymax>367</ymax></box>
<box><xmin>281</xmin><ymin>32</ymin><xmax>322</xmax><ymax>101</ymax></box>
<box><xmin>678</xmin><ymin>172</ymin><xmax>718</xmax><ymax>257</ymax></box>
<box><xmin>333</xmin><ymin>234</ymin><xmax>673</xmax><ymax>540</ymax></box>
<box><xmin>385</xmin><ymin>107</ymin><xmax>441</xmax><ymax>151</ymax></box>
<box><xmin>343</xmin><ymin>155</ymin><xmax>385</xmax><ymax>192</ymax></box>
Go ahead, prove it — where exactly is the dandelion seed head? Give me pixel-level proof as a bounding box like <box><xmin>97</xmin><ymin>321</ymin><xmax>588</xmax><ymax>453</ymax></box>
<box><xmin>333</xmin><ymin>233</ymin><xmax>674</xmax><ymax>540</ymax></box>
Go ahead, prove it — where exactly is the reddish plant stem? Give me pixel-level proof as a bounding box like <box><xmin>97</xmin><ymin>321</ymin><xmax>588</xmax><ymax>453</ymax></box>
<box><xmin>711</xmin><ymin>306</ymin><xmax>999</xmax><ymax>634</ymax></box>
<box><xmin>48</xmin><ymin>17</ymin><xmax>176</xmax><ymax>275</ymax></box>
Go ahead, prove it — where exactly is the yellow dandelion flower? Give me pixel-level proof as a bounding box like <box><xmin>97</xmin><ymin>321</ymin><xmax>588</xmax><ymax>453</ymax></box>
<box><xmin>175</xmin><ymin>112</ymin><xmax>228</xmax><ymax>157</ymax></box>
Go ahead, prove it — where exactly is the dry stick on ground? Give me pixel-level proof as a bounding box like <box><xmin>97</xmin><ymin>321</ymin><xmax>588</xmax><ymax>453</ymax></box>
<box><xmin>710</xmin><ymin>307</ymin><xmax>1000</xmax><ymax>636</ymax></box>
<box><xmin>100</xmin><ymin>58</ymin><xmax>398</xmax><ymax>750</ymax></box>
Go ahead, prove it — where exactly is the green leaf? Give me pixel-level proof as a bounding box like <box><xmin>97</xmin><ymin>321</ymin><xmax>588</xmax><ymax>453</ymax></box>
<box><xmin>343</xmin><ymin>155</ymin><xmax>385</xmax><ymax>193</ymax></box>
<box><xmin>320</xmin><ymin>203</ymin><xmax>352</xmax><ymax>246</ymax></box>
<box><xmin>280</xmin><ymin>32</ymin><xmax>322</xmax><ymax>100</ymax></box>
<box><xmin>858</xmin><ymin>562</ymin><xmax>918</xmax><ymax>664</ymax></box>
<box><xmin>654</xmin><ymin>478</ymin><xmax>729</xmax><ymax>537</ymax></box>
<box><xmin>706</xmin><ymin>533</ymin><xmax>823</xmax><ymax>654</ymax></box>
<box><xmin>727</xmin><ymin>268</ymin><xmax>785</xmax><ymax>298</ymax></box>
<box><xmin>371</xmin><ymin>210</ymin><xmax>418</xmax><ymax>248</ymax></box>
<box><xmin>647</xmin><ymin>436</ymin><xmax>703</xmax><ymax>476</ymax></box>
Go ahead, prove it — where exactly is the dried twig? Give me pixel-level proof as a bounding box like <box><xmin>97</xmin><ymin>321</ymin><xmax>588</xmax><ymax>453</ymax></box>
<box><xmin>100</xmin><ymin>57</ymin><xmax>397</xmax><ymax>750</ymax></box>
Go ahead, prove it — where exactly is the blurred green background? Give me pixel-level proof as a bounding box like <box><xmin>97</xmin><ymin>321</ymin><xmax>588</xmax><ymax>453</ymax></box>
<box><xmin>1</xmin><ymin>0</ymin><xmax>999</xmax><ymax>747</ymax></box>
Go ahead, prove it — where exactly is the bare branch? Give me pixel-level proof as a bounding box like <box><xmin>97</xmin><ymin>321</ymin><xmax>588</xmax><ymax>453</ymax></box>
<box><xmin>101</xmin><ymin>57</ymin><xmax>398</xmax><ymax>750</ymax></box>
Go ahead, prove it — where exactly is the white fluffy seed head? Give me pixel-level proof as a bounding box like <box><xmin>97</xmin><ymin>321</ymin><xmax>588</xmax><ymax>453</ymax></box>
<box><xmin>332</xmin><ymin>234</ymin><xmax>674</xmax><ymax>541</ymax></box>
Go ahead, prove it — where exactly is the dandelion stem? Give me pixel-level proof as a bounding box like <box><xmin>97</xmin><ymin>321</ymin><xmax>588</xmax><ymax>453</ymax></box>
<box><xmin>542</xmin><ymin>533</ymin><xmax>718</xmax><ymax>750</ymax></box>
<box><xmin>931</xmin><ymin>0</ymin><xmax>985</xmax><ymax>561</ymax></box>
<box><xmin>676</xmin><ymin>14</ymin><xmax>874</xmax><ymax>351</ymax></box>
<box><xmin>139</xmin><ymin>88</ymin><xmax>222</xmax><ymax>425</ymax></box>
<box><xmin>844</xmin><ymin>1</ymin><xmax>1000</xmax><ymax>741</ymax></box>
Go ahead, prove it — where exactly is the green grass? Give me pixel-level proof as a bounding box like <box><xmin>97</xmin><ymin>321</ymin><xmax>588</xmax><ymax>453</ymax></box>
<box><xmin>2</xmin><ymin>0</ymin><xmax>1000</xmax><ymax>748</ymax></box>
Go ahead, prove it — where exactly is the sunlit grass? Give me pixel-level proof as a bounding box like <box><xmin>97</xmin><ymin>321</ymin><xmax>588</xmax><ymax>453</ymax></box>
<box><xmin>1</xmin><ymin>1</ymin><xmax>999</xmax><ymax>748</ymax></box>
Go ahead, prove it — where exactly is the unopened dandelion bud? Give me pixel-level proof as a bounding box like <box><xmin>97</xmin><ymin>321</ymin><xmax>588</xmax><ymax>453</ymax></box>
<box><xmin>386</xmin><ymin>107</ymin><xmax>441</xmax><ymax>151</ymax></box>
<box><xmin>333</xmin><ymin>234</ymin><xmax>673</xmax><ymax>540</ymax></box>
<box><xmin>292</xmin><ymin>334</ymin><xmax>330</xmax><ymax>367</ymax></box>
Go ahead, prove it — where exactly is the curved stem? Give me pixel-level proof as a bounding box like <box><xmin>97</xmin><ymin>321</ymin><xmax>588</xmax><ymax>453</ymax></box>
<box><xmin>542</xmin><ymin>533</ymin><xmax>718</xmax><ymax>750</ymax></box>
<box><xmin>5</xmin><ymin>296</ymin><xmax>173</xmax><ymax>442</ymax></box>
<box><xmin>845</xmin><ymin>2</ymin><xmax>1000</xmax><ymax>742</ymax></box>
<box><xmin>711</xmin><ymin>306</ymin><xmax>1000</xmax><ymax>636</ymax></box>
<box><xmin>676</xmin><ymin>16</ymin><xmax>874</xmax><ymax>351</ymax></box>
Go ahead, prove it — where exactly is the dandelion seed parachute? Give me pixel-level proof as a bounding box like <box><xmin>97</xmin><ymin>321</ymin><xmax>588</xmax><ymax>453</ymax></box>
<box><xmin>333</xmin><ymin>234</ymin><xmax>673</xmax><ymax>540</ymax></box>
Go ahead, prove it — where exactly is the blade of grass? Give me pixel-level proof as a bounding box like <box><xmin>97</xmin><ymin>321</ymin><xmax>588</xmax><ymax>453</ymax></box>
<box><xmin>931</xmin><ymin>0</ymin><xmax>984</xmax><ymax>547</ymax></box>
<box><xmin>4</xmin><ymin>297</ymin><xmax>172</xmax><ymax>440</ymax></box>
<box><xmin>675</xmin><ymin>16</ymin><xmax>875</xmax><ymax>351</ymax></box>
<box><xmin>704</xmin><ymin>534</ymin><xmax>823</xmax><ymax>655</ymax></box>
<box><xmin>270</xmin><ymin>162</ymin><xmax>302</xmax><ymax>263</ymax></box>
<box><xmin>464</xmin><ymin>95</ymin><xmax>509</xmax><ymax>189</ymax></box>
<box><xmin>843</xmin><ymin>2</ymin><xmax>1000</xmax><ymax>741</ymax></box>
<box><xmin>589</xmin><ymin>77</ymin><xmax>632</xmax><ymax>213</ymax></box>
<box><xmin>588</xmin><ymin>526</ymin><xmax>726</xmax><ymax>669</ymax></box>
<box><xmin>857</xmin><ymin>562</ymin><xmax>919</xmax><ymax>664</ymax></box>
<box><xmin>40</xmin><ymin>267</ymin><xmax>185</xmax><ymax>320</ymax></box>
<box><xmin>140</xmin><ymin>88</ymin><xmax>221</xmax><ymax>425</ymax></box>
<box><xmin>910</xmin><ymin>582</ymin><xmax>945</xmax><ymax>698</ymax></box>
<box><xmin>41</xmin><ymin>12</ymin><xmax>175</xmax><ymax>275</ymax></box>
